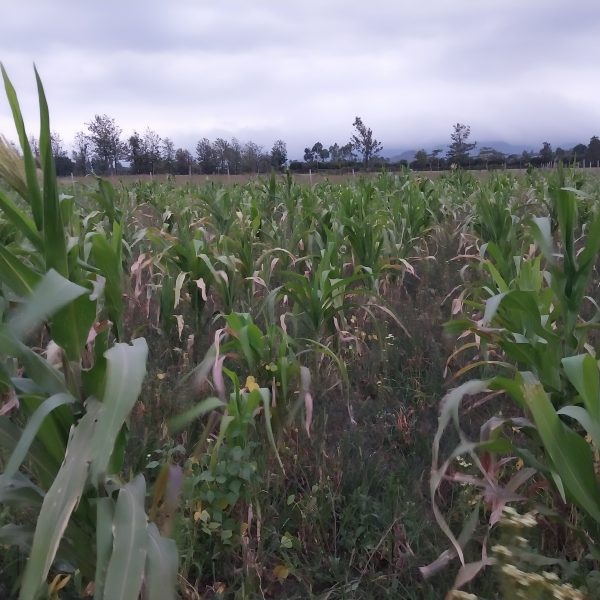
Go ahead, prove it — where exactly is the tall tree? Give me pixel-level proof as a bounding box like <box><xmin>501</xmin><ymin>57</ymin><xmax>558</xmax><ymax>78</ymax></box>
<box><xmin>86</xmin><ymin>114</ymin><xmax>124</xmax><ymax>174</ymax></box>
<box><xmin>446</xmin><ymin>123</ymin><xmax>476</xmax><ymax>166</ymax></box>
<box><xmin>50</xmin><ymin>132</ymin><xmax>72</xmax><ymax>176</ymax></box>
<box><xmin>270</xmin><ymin>139</ymin><xmax>287</xmax><ymax>170</ymax></box>
<box><xmin>411</xmin><ymin>149</ymin><xmax>428</xmax><ymax>170</ymax></box>
<box><xmin>242</xmin><ymin>141</ymin><xmax>264</xmax><ymax>173</ymax></box>
<box><xmin>303</xmin><ymin>147</ymin><xmax>315</xmax><ymax>167</ymax></box>
<box><xmin>586</xmin><ymin>136</ymin><xmax>600</xmax><ymax>163</ymax></box>
<box><xmin>142</xmin><ymin>128</ymin><xmax>162</xmax><ymax>174</ymax></box>
<box><xmin>174</xmin><ymin>148</ymin><xmax>193</xmax><ymax>175</ymax></box>
<box><xmin>539</xmin><ymin>141</ymin><xmax>554</xmax><ymax>164</ymax></box>
<box><xmin>72</xmin><ymin>131</ymin><xmax>91</xmax><ymax>175</ymax></box>
<box><xmin>196</xmin><ymin>138</ymin><xmax>217</xmax><ymax>174</ymax></box>
<box><xmin>127</xmin><ymin>131</ymin><xmax>145</xmax><ymax>174</ymax></box>
<box><xmin>351</xmin><ymin>116</ymin><xmax>383</xmax><ymax>168</ymax></box>
<box><xmin>226</xmin><ymin>138</ymin><xmax>242</xmax><ymax>174</ymax></box>
<box><xmin>162</xmin><ymin>137</ymin><xmax>175</xmax><ymax>173</ymax></box>
<box><xmin>213</xmin><ymin>138</ymin><xmax>230</xmax><ymax>173</ymax></box>
<box><xmin>340</xmin><ymin>142</ymin><xmax>356</xmax><ymax>164</ymax></box>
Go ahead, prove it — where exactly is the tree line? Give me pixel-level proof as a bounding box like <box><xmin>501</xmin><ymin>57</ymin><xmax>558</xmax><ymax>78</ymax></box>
<box><xmin>28</xmin><ymin>115</ymin><xmax>600</xmax><ymax>177</ymax></box>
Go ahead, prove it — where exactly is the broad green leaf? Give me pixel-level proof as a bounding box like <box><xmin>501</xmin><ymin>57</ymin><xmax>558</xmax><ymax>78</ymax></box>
<box><xmin>144</xmin><ymin>523</ymin><xmax>178</xmax><ymax>600</ymax></box>
<box><xmin>91</xmin><ymin>233</ymin><xmax>124</xmax><ymax>339</ymax></box>
<box><xmin>0</xmin><ymin>417</ymin><xmax>57</xmax><ymax>489</ymax></box>
<box><xmin>0</xmin><ymin>245</ymin><xmax>41</xmax><ymax>297</ymax></box>
<box><xmin>519</xmin><ymin>372</ymin><xmax>600</xmax><ymax>524</ymax></box>
<box><xmin>0</xmin><ymin>189</ymin><xmax>42</xmax><ymax>250</ymax></box>
<box><xmin>35</xmin><ymin>67</ymin><xmax>68</xmax><ymax>278</ymax></box>
<box><xmin>51</xmin><ymin>291</ymin><xmax>96</xmax><ymax>362</ymax></box>
<box><xmin>0</xmin><ymin>392</ymin><xmax>74</xmax><ymax>483</ymax></box>
<box><xmin>103</xmin><ymin>475</ymin><xmax>148</xmax><ymax>600</ymax></box>
<box><xmin>0</xmin><ymin>64</ymin><xmax>43</xmax><ymax>228</ymax></box>
<box><xmin>19</xmin><ymin>399</ymin><xmax>102</xmax><ymax>600</ymax></box>
<box><xmin>169</xmin><ymin>396</ymin><xmax>225</xmax><ymax>433</ymax></box>
<box><xmin>8</xmin><ymin>269</ymin><xmax>87</xmax><ymax>341</ymax></box>
<box><xmin>94</xmin><ymin>498</ymin><xmax>115</xmax><ymax>600</ymax></box>
<box><xmin>0</xmin><ymin>331</ymin><xmax>67</xmax><ymax>395</ymax></box>
<box><xmin>0</xmin><ymin>472</ymin><xmax>44</xmax><ymax>508</ymax></box>
<box><xmin>88</xmin><ymin>338</ymin><xmax>148</xmax><ymax>486</ymax></box>
<box><xmin>558</xmin><ymin>405</ymin><xmax>600</xmax><ymax>451</ymax></box>
<box><xmin>562</xmin><ymin>354</ymin><xmax>600</xmax><ymax>420</ymax></box>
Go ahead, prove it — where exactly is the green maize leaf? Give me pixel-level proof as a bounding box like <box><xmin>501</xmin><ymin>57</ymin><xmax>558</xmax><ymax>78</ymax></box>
<box><xmin>257</xmin><ymin>387</ymin><xmax>284</xmax><ymax>473</ymax></box>
<box><xmin>35</xmin><ymin>67</ymin><xmax>68</xmax><ymax>279</ymax></box>
<box><xmin>555</xmin><ymin>188</ymin><xmax>577</xmax><ymax>282</ymax></box>
<box><xmin>0</xmin><ymin>472</ymin><xmax>44</xmax><ymax>508</ymax></box>
<box><xmin>0</xmin><ymin>65</ymin><xmax>43</xmax><ymax>229</ymax></box>
<box><xmin>0</xmin><ymin>331</ymin><xmax>67</xmax><ymax>395</ymax></box>
<box><xmin>0</xmin><ymin>244</ymin><xmax>41</xmax><ymax>297</ymax></box>
<box><xmin>562</xmin><ymin>354</ymin><xmax>600</xmax><ymax>421</ymax></box>
<box><xmin>103</xmin><ymin>475</ymin><xmax>148</xmax><ymax>600</ymax></box>
<box><xmin>0</xmin><ymin>417</ymin><xmax>57</xmax><ymax>490</ymax></box>
<box><xmin>144</xmin><ymin>523</ymin><xmax>178</xmax><ymax>600</ymax></box>
<box><xmin>94</xmin><ymin>497</ymin><xmax>115</xmax><ymax>600</ymax></box>
<box><xmin>0</xmin><ymin>524</ymin><xmax>33</xmax><ymax>552</ymax></box>
<box><xmin>81</xmin><ymin>327</ymin><xmax>109</xmax><ymax>399</ymax></box>
<box><xmin>8</xmin><ymin>269</ymin><xmax>87</xmax><ymax>341</ymax></box>
<box><xmin>0</xmin><ymin>189</ymin><xmax>43</xmax><ymax>250</ymax></box>
<box><xmin>51</xmin><ymin>291</ymin><xmax>96</xmax><ymax>362</ymax></box>
<box><xmin>209</xmin><ymin>415</ymin><xmax>235</xmax><ymax>472</ymax></box>
<box><xmin>557</xmin><ymin>405</ymin><xmax>600</xmax><ymax>451</ymax></box>
<box><xmin>91</xmin><ymin>233</ymin><xmax>124</xmax><ymax>339</ymax></box>
<box><xmin>169</xmin><ymin>396</ymin><xmax>225</xmax><ymax>433</ymax></box>
<box><xmin>19</xmin><ymin>399</ymin><xmax>102</xmax><ymax>600</ymax></box>
<box><xmin>518</xmin><ymin>372</ymin><xmax>600</xmax><ymax>524</ymax></box>
<box><xmin>19</xmin><ymin>394</ymin><xmax>70</xmax><ymax>471</ymax></box>
<box><xmin>88</xmin><ymin>338</ymin><xmax>148</xmax><ymax>486</ymax></box>
<box><xmin>0</xmin><ymin>392</ymin><xmax>74</xmax><ymax>484</ymax></box>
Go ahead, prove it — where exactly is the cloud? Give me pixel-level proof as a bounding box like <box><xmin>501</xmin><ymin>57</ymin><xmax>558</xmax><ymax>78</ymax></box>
<box><xmin>1</xmin><ymin>0</ymin><xmax>599</xmax><ymax>158</ymax></box>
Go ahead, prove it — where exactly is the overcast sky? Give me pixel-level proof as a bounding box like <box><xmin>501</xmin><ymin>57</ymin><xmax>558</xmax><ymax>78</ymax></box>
<box><xmin>1</xmin><ymin>0</ymin><xmax>599</xmax><ymax>158</ymax></box>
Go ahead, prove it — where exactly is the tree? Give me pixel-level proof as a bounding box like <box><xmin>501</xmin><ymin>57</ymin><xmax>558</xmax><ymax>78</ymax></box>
<box><xmin>351</xmin><ymin>116</ymin><xmax>382</xmax><ymax>168</ymax></box>
<box><xmin>303</xmin><ymin>147</ymin><xmax>315</xmax><ymax>167</ymax></box>
<box><xmin>478</xmin><ymin>146</ymin><xmax>505</xmax><ymax>169</ymax></box>
<box><xmin>270</xmin><ymin>139</ymin><xmax>287</xmax><ymax>170</ymax></box>
<box><xmin>174</xmin><ymin>148</ymin><xmax>193</xmax><ymax>175</ymax></box>
<box><xmin>446</xmin><ymin>123</ymin><xmax>476</xmax><ymax>166</ymax></box>
<box><xmin>586</xmin><ymin>136</ymin><xmax>600</xmax><ymax>163</ymax></box>
<box><xmin>127</xmin><ymin>131</ymin><xmax>145</xmax><ymax>174</ymax></box>
<box><xmin>411</xmin><ymin>149</ymin><xmax>428</xmax><ymax>170</ymax></box>
<box><xmin>311</xmin><ymin>142</ymin><xmax>329</xmax><ymax>168</ymax></box>
<box><xmin>430</xmin><ymin>148</ymin><xmax>443</xmax><ymax>170</ymax></box>
<box><xmin>226</xmin><ymin>138</ymin><xmax>242</xmax><ymax>174</ymax></box>
<box><xmin>72</xmin><ymin>131</ymin><xmax>91</xmax><ymax>176</ymax></box>
<box><xmin>196</xmin><ymin>138</ymin><xmax>217</xmax><ymax>174</ymax></box>
<box><xmin>213</xmin><ymin>138</ymin><xmax>230</xmax><ymax>173</ymax></box>
<box><xmin>142</xmin><ymin>128</ymin><xmax>162</xmax><ymax>174</ymax></box>
<box><xmin>242</xmin><ymin>141</ymin><xmax>264</xmax><ymax>173</ymax></box>
<box><xmin>162</xmin><ymin>137</ymin><xmax>175</xmax><ymax>173</ymax></box>
<box><xmin>86</xmin><ymin>114</ymin><xmax>125</xmax><ymax>175</ymax></box>
<box><xmin>539</xmin><ymin>142</ymin><xmax>554</xmax><ymax>165</ymax></box>
<box><xmin>572</xmin><ymin>143</ymin><xmax>587</xmax><ymax>161</ymax></box>
<box><xmin>340</xmin><ymin>142</ymin><xmax>356</xmax><ymax>164</ymax></box>
<box><xmin>50</xmin><ymin>132</ymin><xmax>72</xmax><ymax>176</ymax></box>
<box><xmin>328</xmin><ymin>143</ymin><xmax>341</xmax><ymax>167</ymax></box>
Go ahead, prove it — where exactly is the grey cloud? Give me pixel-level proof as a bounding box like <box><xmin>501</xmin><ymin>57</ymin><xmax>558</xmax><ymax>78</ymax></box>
<box><xmin>1</xmin><ymin>0</ymin><xmax>600</xmax><ymax>158</ymax></box>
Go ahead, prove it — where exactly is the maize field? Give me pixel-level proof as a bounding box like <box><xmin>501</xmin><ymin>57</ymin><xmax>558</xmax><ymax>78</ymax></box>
<box><xmin>3</xmin><ymin>69</ymin><xmax>600</xmax><ymax>600</ymax></box>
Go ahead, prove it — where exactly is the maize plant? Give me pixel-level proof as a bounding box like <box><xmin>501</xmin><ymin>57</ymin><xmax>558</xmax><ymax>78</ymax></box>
<box><xmin>0</xmin><ymin>67</ymin><xmax>178</xmax><ymax>599</ymax></box>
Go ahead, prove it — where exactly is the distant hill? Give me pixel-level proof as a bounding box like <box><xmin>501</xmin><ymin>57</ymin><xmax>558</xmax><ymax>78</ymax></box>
<box><xmin>384</xmin><ymin>140</ymin><xmax>537</xmax><ymax>163</ymax></box>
